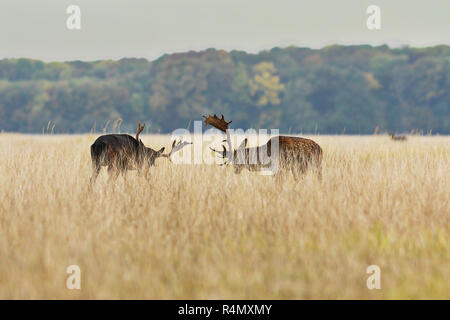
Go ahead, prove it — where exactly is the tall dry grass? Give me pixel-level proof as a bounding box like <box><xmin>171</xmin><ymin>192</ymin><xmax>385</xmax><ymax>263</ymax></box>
<box><xmin>0</xmin><ymin>133</ymin><xmax>448</xmax><ymax>299</ymax></box>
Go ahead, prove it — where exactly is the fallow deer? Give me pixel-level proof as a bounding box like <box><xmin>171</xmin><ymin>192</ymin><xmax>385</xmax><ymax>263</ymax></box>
<box><xmin>204</xmin><ymin>114</ymin><xmax>323</xmax><ymax>179</ymax></box>
<box><xmin>90</xmin><ymin>121</ymin><xmax>190</xmax><ymax>182</ymax></box>
<box><xmin>389</xmin><ymin>132</ymin><xmax>407</xmax><ymax>141</ymax></box>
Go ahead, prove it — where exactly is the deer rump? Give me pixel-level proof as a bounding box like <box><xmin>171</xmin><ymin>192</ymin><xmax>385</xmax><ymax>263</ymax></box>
<box><xmin>91</xmin><ymin>134</ymin><xmax>153</xmax><ymax>171</ymax></box>
<box><xmin>277</xmin><ymin>136</ymin><xmax>322</xmax><ymax>169</ymax></box>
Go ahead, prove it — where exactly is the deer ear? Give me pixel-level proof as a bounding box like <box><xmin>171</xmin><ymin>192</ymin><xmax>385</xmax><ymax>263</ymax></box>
<box><xmin>238</xmin><ymin>138</ymin><xmax>247</xmax><ymax>150</ymax></box>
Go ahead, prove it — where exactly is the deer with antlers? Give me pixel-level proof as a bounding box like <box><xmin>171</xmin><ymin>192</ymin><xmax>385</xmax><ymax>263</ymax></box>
<box><xmin>90</xmin><ymin>121</ymin><xmax>191</xmax><ymax>182</ymax></box>
<box><xmin>204</xmin><ymin>114</ymin><xmax>323</xmax><ymax>179</ymax></box>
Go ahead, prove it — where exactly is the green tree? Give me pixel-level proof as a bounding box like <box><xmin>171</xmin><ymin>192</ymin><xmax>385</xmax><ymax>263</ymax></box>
<box><xmin>248</xmin><ymin>62</ymin><xmax>285</xmax><ymax>107</ymax></box>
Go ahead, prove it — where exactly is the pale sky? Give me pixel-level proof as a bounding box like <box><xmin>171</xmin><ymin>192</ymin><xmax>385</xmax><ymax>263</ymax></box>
<box><xmin>0</xmin><ymin>0</ymin><xmax>449</xmax><ymax>61</ymax></box>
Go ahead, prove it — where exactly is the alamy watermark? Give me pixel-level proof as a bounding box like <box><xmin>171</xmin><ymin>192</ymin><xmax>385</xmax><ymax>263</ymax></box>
<box><xmin>66</xmin><ymin>5</ymin><xmax>381</xmax><ymax>31</ymax></box>
<box><xmin>66</xmin><ymin>265</ymin><xmax>81</xmax><ymax>290</ymax></box>
<box><xmin>366</xmin><ymin>5</ymin><xmax>381</xmax><ymax>30</ymax></box>
<box><xmin>366</xmin><ymin>265</ymin><xmax>381</xmax><ymax>290</ymax></box>
<box><xmin>66</xmin><ymin>5</ymin><xmax>81</xmax><ymax>30</ymax></box>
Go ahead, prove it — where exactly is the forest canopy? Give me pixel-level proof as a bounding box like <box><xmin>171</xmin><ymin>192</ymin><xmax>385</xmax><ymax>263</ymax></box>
<box><xmin>0</xmin><ymin>45</ymin><xmax>449</xmax><ymax>134</ymax></box>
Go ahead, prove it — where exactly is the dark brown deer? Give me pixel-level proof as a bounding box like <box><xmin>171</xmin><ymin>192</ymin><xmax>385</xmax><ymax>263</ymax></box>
<box><xmin>204</xmin><ymin>114</ymin><xmax>323</xmax><ymax>179</ymax></box>
<box><xmin>90</xmin><ymin>121</ymin><xmax>190</xmax><ymax>183</ymax></box>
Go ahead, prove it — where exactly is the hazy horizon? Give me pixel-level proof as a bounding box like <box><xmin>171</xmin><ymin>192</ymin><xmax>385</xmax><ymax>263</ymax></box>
<box><xmin>1</xmin><ymin>0</ymin><xmax>449</xmax><ymax>61</ymax></box>
<box><xmin>4</xmin><ymin>43</ymin><xmax>449</xmax><ymax>63</ymax></box>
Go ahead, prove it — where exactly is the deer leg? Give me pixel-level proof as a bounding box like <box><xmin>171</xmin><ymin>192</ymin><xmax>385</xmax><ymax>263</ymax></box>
<box><xmin>291</xmin><ymin>165</ymin><xmax>300</xmax><ymax>181</ymax></box>
<box><xmin>120</xmin><ymin>164</ymin><xmax>129</xmax><ymax>184</ymax></box>
<box><xmin>90</xmin><ymin>166</ymin><xmax>101</xmax><ymax>184</ymax></box>
<box><xmin>272</xmin><ymin>171</ymin><xmax>282</xmax><ymax>184</ymax></box>
<box><xmin>138</xmin><ymin>167</ymin><xmax>150</xmax><ymax>182</ymax></box>
<box><xmin>119</xmin><ymin>159</ymin><xmax>128</xmax><ymax>179</ymax></box>
<box><xmin>90</xmin><ymin>160</ymin><xmax>101</xmax><ymax>185</ymax></box>
<box><xmin>272</xmin><ymin>166</ymin><xmax>287</xmax><ymax>183</ymax></box>
<box><xmin>315</xmin><ymin>162</ymin><xmax>323</xmax><ymax>181</ymax></box>
<box><xmin>292</xmin><ymin>157</ymin><xmax>308</xmax><ymax>181</ymax></box>
<box><xmin>107</xmin><ymin>164</ymin><xmax>120</xmax><ymax>181</ymax></box>
<box><xmin>315</xmin><ymin>152</ymin><xmax>323</xmax><ymax>181</ymax></box>
<box><xmin>121</xmin><ymin>170</ymin><xmax>128</xmax><ymax>185</ymax></box>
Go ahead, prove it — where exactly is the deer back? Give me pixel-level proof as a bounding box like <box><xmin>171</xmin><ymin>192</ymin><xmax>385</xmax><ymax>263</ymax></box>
<box><xmin>272</xmin><ymin>136</ymin><xmax>323</xmax><ymax>163</ymax></box>
<box><xmin>239</xmin><ymin>136</ymin><xmax>322</xmax><ymax>167</ymax></box>
<box><xmin>91</xmin><ymin>134</ymin><xmax>143</xmax><ymax>165</ymax></box>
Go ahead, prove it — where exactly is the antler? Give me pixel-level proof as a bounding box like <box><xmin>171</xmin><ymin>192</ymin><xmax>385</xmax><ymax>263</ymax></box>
<box><xmin>203</xmin><ymin>114</ymin><xmax>234</xmax><ymax>164</ymax></box>
<box><xmin>209</xmin><ymin>131</ymin><xmax>234</xmax><ymax>165</ymax></box>
<box><xmin>136</xmin><ymin>121</ymin><xmax>145</xmax><ymax>141</ymax></box>
<box><xmin>162</xmin><ymin>139</ymin><xmax>192</xmax><ymax>160</ymax></box>
<box><xmin>210</xmin><ymin>145</ymin><xmax>227</xmax><ymax>159</ymax></box>
<box><xmin>202</xmin><ymin>114</ymin><xmax>232</xmax><ymax>132</ymax></box>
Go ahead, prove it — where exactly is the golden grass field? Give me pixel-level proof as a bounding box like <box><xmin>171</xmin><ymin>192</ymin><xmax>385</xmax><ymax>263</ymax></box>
<box><xmin>0</xmin><ymin>133</ymin><xmax>448</xmax><ymax>299</ymax></box>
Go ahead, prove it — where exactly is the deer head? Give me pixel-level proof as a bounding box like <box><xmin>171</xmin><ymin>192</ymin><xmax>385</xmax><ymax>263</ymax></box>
<box><xmin>134</xmin><ymin>121</ymin><xmax>165</xmax><ymax>166</ymax></box>
<box><xmin>204</xmin><ymin>114</ymin><xmax>253</xmax><ymax>173</ymax></box>
<box><xmin>204</xmin><ymin>114</ymin><xmax>234</xmax><ymax>164</ymax></box>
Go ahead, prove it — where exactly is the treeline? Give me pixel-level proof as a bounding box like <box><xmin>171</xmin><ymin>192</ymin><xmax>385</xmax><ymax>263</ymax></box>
<box><xmin>0</xmin><ymin>45</ymin><xmax>449</xmax><ymax>134</ymax></box>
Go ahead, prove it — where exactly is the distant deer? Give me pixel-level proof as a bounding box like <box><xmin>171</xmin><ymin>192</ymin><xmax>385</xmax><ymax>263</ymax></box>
<box><xmin>204</xmin><ymin>114</ymin><xmax>323</xmax><ymax>179</ymax></box>
<box><xmin>90</xmin><ymin>121</ymin><xmax>190</xmax><ymax>183</ymax></box>
<box><xmin>388</xmin><ymin>132</ymin><xmax>407</xmax><ymax>141</ymax></box>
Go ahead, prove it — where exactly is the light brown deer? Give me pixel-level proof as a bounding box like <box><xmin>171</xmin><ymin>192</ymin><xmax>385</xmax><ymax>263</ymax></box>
<box><xmin>204</xmin><ymin>114</ymin><xmax>323</xmax><ymax>179</ymax></box>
